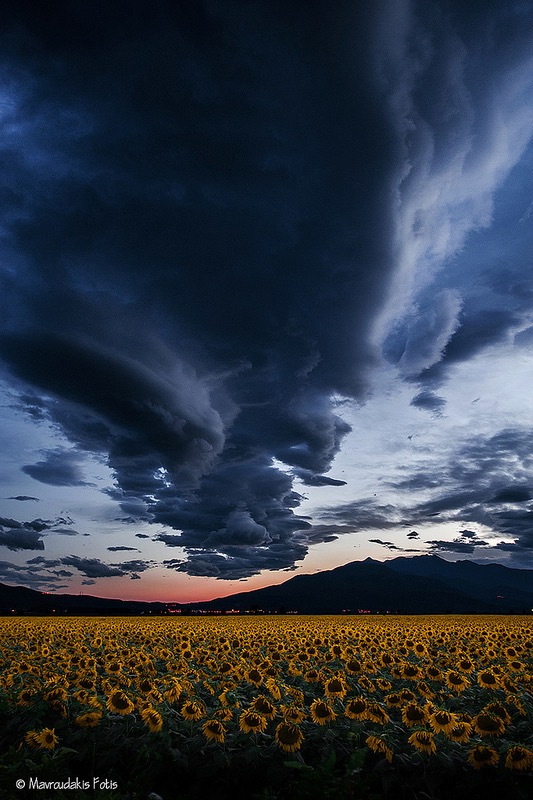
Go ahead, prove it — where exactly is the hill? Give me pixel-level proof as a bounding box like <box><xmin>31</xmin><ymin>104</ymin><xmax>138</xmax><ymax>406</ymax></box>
<box><xmin>195</xmin><ymin>555</ymin><xmax>533</xmax><ymax>614</ymax></box>
<box><xmin>0</xmin><ymin>555</ymin><xmax>531</xmax><ymax>614</ymax></box>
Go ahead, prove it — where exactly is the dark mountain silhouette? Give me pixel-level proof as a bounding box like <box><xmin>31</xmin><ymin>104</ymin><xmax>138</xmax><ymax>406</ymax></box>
<box><xmin>0</xmin><ymin>582</ymin><xmax>167</xmax><ymax>615</ymax></box>
<box><xmin>195</xmin><ymin>556</ymin><xmax>533</xmax><ymax>614</ymax></box>
<box><xmin>0</xmin><ymin>556</ymin><xmax>531</xmax><ymax>614</ymax></box>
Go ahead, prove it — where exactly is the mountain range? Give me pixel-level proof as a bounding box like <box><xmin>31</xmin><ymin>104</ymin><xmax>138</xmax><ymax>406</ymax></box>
<box><xmin>1</xmin><ymin>556</ymin><xmax>532</xmax><ymax>615</ymax></box>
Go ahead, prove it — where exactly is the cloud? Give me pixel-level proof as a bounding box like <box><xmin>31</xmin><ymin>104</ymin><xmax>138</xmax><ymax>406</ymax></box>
<box><xmin>410</xmin><ymin>390</ymin><xmax>446</xmax><ymax>416</ymax></box>
<box><xmin>22</xmin><ymin>448</ymin><xmax>94</xmax><ymax>486</ymax></box>
<box><xmin>52</xmin><ymin>528</ymin><xmax>82</xmax><ymax>536</ymax></box>
<box><xmin>60</xmin><ymin>556</ymin><xmax>125</xmax><ymax>578</ymax></box>
<box><xmin>372</xmin><ymin>0</ymin><xmax>533</xmax><ymax>352</ymax></box>
<box><xmin>0</xmin><ymin>559</ymin><xmax>66</xmax><ymax>589</ymax></box>
<box><xmin>390</xmin><ymin>289</ymin><xmax>463</xmax><ymax>378</ymax></box>
<box><xmin>322</xmin><ymin>425</ymin><xmax>533</xmax><ymax>563</ymax></box>
<box><xmin>0</xmin><ymin>528</ymin><xmax>44</xmax><ymax>550</ymax></box>
<box><xmin>293</xmin><ymin>469</ymin><xmax>347</xmax><ymax>487</ymax></box>
<box><xmin>7</xmin><ymin>495</ymin><xmax>39</xmax><ymax>501</ymax></box>
<box><xmin>0</xmin><ymin>513</ymin><xmax>62</xmax><ymax>550</ymax></box>
<box><xmin>107</xmin><ymin>546</ymin><xmax>139</xmax><ymax>552</ymax></box>
<box><xmin>0</xmin><ymin>1</ymin><xmax>532</xmax><ymax>579</ymax></box>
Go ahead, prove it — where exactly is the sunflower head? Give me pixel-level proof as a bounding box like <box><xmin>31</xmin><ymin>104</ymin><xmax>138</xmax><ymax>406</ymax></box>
<box><xmin>106</xmin><ymin>689</ymin><xmax>134</xmax><ymax>716</ymax></box>
<box><xmin>366</xmin><ymin>735</ymin><xmax>393</xmax><ymax>762</ymax></box>
<box><xmin>429</xmin><ymin>709</ymin><xmax>457</xmax><ymax>735</ymax></box>
<box><xmin>75</xmin><ymin>711</ymin><xmax>102</xmax><ymax>728</ymax></box>
<box><xmin>408</xmin><ymin>730</ymin><xmax>436</xmax><ymax>755</ymax></box>
<box><xmin>202</xmin><ymin>719</ymin><xmax>226</xmax><ymax>743</ymax></box>
<box><xmin>239</xmin><ymin>709</ymin><xmax>268</xmax><ymax>734</ymax></box>
<box><xmin>468</xmin><ymin>745</ymin><xmax>499</xmax><ymax>769</ymax></box>
<box><xmin>250</xmin><ymin>695</ymin><xmax>277</xmax><ymax>720</ymax></box>
<box><xmin>140</xmin><ymin>707</ymin><xmax>163</xmax><ymax>733</ymax></box>
<box><xmin>37</xmin><ymin>728</ymin><xmax>58</xmax><ymax>750</ymax></box>
<box><xmin>310</xmin><ymin>699</ymin><xmax>336</xmax><ymax>725</ymax></box>
<box><xmin>505</xmin><ymin>746</ymin><xmax>533</xmax><ymax>771</ymax></box>
<box><xmin>473</xmin><ymin>712</ymin><xmax>506</xmax><ymax>737</ymax></box>
<box><xmin>275</xmin><ymin>722</ymin><xmax>304</xmax><ymax>752</ymax></box>
<box><xmin>402</xmin><ymin>703</ymin><xmax>427</xmax><ymax>728</ymax></box>
<box><xmin>345</xmin><ymin>697</ymin><xmax>368</xmax><ymax>720</ymax></box>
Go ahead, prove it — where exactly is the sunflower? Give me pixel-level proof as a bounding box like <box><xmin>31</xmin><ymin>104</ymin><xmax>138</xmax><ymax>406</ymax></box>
<box><xmin>140</xmin><ymin>707</ymin><xmax>163</xmax><ymax>733</ymax></box>
<box><xmin>399</xmin><ymin>689</ymin><xmax>417</xmax><ymax>704</ymax></box>
<box><xmin>445</xmin><ymin>671</ymin><xmax>470</xmax><ymax>692</ymax></box>
<box><xmin>275</xmin><ymin>722</ymin><xmax>304</xmax><ymax>753</ymax></box>
<box><xmin>281</xmin><ymin>705</ymin><xmax>306</xmax><ymax>724</ymax></box>
<box><xmin>239</xmin><ymin>710</ymin><xmax>268</xmax><ymax>734</ymax></box>
<box><xmin>467</xmin><ymin>745</ymin><xmax>499</xmax><ymax>769</ymax></box>
<box><xmin>366</xmin><ymin>735</ymin><xmax>393</xmax><ymax>763</ymax></box>
<box><xmin>483</xmin><ymin>702</ymin><xmax>510</xmax><ymax>724</ymax></box>
<box><xmin>181</xmin><ymin>700</ymin><xmax>205</xmax><ymax>721</ymax></box>
<box><xmin>75</xmin><ymin>711</ymin><xmax>102</xmax><ymax>728</ymax></box>
<box><xmin>265</xmin><ymin>678</ymin><xmax>282</xmax><ymax>701</ymax></box>
<box><xmin>250</xmin><ymin>695</ymin><xmax>277</xmax><ymax>720</ymax></box>
<box><xmin>446</xmin><ymin>721</ymin><xmax>472</xmax><ymax>743</ymax></box>
<box><xmin>429</xmin><ymin>709</ymin><xmax>458</xmax><ymax>735</ymax></box>
<box><xmin>366</xmin><ymin>703</ymin><xmax>389</xmax><ymax>725</ymax></box>
<box><xmin>323</xmin><ymin>676</ymin><xmax>347</xmax><ymax>699</ymax></box>
<box><xmin>17</xmin><ymin>689</ymin><xmax>37</xmax><ymax>706</ymax></box>
<box><xmin>358</xmin><ymin>675</ymin><xmax>375</xmax><ymax>692</ymax></box>
<box><xmin>24</xmin><ymin>730</ymin><xmax>40</xmax><ymax>749</ymax></box>
<box><xmin>472</xmin><ymin>713</ymin><xmax>506</xmax><ymax>737</ymax></box>
<box><xmin>477</xmin><ymin>670</ymin><xmax>500</xmax><ymax>689</ymax></box>
<box><xmin>345</xmin><ymin>697</ymin><xmax>368</xmax><ymax>721</ymax></box>
<box><xmin>425</xmin><ymin>666</ymin><xmax>443</xmax><ymax>681</ymax></box>
<box><xmin>246</xmin><ymin>668</ymin><xmax>263</xmax><ymax>687</ymax></box>
<box><xmin>202</xmin><ymin>719</ymin><xmax>226</xmax><ymax>744</ymax></box>
<box><xmin>417</xmin><ymin>681</ymin><xmax>436</xmax><ymax>700</ymax></box>
<box><xmin>505</xmin><ymin>746</ymin><xmax>533</xmax><ymax>771</ymax></box>
<box><xmin>37</xmin><ymin>728</ymin><xmax>58</xmax><ymax>750</ymax></box>
<box><xmin>304</xmin><ymin>669</ymin><xmax>321</xmax><ymax>683</ymax></box>
<box><xmin>310</xmin><ymin>699</ymin><xmax>336</xmax><ymax>725</ymax></box>
<box><xmin>345</xmin><ymin>659</ymin><xmax>363</xmax><ymax>674</ymax></box>
<box><xmin>106</xmin><ymin>690</ymin><xmax>134</xmax><ymax>715</ymax></box>
<box><xmin>402</xmin><ymin>664</ymin><xmax>421</xmax><ymax>680</ymax></box>
<box><xmin>408</xmin><ymin>731</ymin><xmax>436</xmax><ymax>755</ymax></box>
<box><xmin>402</xmin><ymin>703</ymin><xmax>428</xmax><ymax>728</ymax></box>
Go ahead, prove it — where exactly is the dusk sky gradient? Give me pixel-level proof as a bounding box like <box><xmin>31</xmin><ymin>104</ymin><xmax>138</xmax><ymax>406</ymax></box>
<box><xmin>1</xmin><ymin>0</ymin><xmax>532</xmax><ymax>602</ymax></box>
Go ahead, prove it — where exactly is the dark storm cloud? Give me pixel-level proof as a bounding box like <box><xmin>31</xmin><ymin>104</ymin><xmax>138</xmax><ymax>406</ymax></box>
<box><xmin>7</xmin><ymin>495</ymin><xmax>39</xmax><ymax>501</ymax></box>
<box><xmin>113</xmin><ymin>559</ymin><xmax>153</xmax><ymax>573</ymax></box>
<box><xmin>0</xmin><ymin>528</ymin><xmax>44</xmax><ymax>551</ymax></box>
<box><xmin>0</xmin><ymin>0</ymin><xmax>532</xmax><ymax>577</ymax></box>
<box><xmin>368</xmin><ymin>539</ymin><xmax>400</xmax><ymax>550</ymax></box>
<box><xmin>0</xmin><ymin>559</ymin><xmax>66</xmax><ymax>588</ymax></box>
<box><xmin>22</xmin><ymin>448</ymin><xmax>94</xmax><ymax>486</ymax></box>
<box><xmin>107</xmin><ymin>546</ymin><xmax>139</xmax><ymax>552</ymax></box>
<box><xmin>0</xmin><ymin>514</ymin><xmax>66</xmax><ymax>551</ymax></box>
<box><xmin>293</xmin><ymin>469</ymin><xmax>347</xmax><ymax>487</ymax></box>
<box><xmin>60</xmin><ymin>556</ymin><xmax>125</xmax><ymax>578</ymax></box>
<box><xmin>134</xmin><ymin>533</ymin><xmax>150</xmax><ymax>539</ymax></box>
<box><xmin>410</xmin><ymin>391</ymin><xmax>446</xmax><ymax>416</ymax></box>
<box><xmin>52</xmin><ymin>528</ymin><xmax>82</xmax><ymax>536</ymax></box>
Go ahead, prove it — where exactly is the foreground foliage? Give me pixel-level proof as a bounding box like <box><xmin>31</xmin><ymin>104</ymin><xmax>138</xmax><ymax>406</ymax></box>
<box><xmin>0</xmin><ymin>614</ymin><xmax>532</xmax><ymax>799</ymax></box>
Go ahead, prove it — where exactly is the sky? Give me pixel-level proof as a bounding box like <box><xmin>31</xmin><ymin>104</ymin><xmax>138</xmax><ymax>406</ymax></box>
<box><xmin>0</xmin><ymin>0</ymin><xmax>532</xmax><ymax>603</ymax></box>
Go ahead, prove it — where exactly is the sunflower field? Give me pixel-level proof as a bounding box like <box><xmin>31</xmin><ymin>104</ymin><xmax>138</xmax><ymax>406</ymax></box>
<box><xmin>0</xmin><ymin>615</ymin><xmax>532</xmax><ymax>800</ymax></box>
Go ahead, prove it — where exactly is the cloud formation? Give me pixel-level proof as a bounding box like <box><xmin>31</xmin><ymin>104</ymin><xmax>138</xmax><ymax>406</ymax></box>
<box><xmin>0</xmin><ymin>1</ymin><xmax>532</xmax><ymax>579</ymax></box>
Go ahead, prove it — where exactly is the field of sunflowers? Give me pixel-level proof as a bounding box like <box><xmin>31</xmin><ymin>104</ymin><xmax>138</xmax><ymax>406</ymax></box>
<box><xmin>0</xmin><ymin>615</ymin><xmax>532</xmax><ymax>800</ymax></box>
